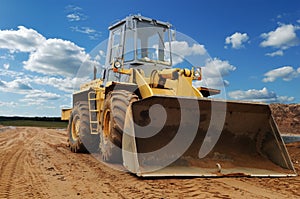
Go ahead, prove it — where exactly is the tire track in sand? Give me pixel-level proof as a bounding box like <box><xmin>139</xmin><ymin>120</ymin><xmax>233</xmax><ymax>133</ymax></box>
<box><xmin>0</xmin><ymin>128</ymin><xmax>49</xmax><ymax>198</ymax></box>
<box><xmin>1</xmin><ymin>127</ymin><xmax>299</xmax><ymax>199</ymax></box>
<box><xmin>0</xmin><ymin>148</ymin><xmax>24</xmax><ymax>199</ymax></box>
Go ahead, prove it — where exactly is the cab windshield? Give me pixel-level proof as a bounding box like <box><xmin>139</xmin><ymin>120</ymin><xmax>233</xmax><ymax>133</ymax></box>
<box><xmin>135</xmin><ymin>21</ymin><xmax>171</xmax><ymax>65</ymax></box>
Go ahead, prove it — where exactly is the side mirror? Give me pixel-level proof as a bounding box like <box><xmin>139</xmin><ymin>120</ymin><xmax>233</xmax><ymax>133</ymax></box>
<box><xmin>192</xmin><ymin>67</ymin><xmax>202</xmax><ymax>80</ymax></box>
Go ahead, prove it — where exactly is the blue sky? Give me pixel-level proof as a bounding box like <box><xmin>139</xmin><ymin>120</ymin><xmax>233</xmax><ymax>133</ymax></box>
<box><xmin>0</xmin><ymin>0</ymin><xmax>300</xmax><ymax>116</ymax></box>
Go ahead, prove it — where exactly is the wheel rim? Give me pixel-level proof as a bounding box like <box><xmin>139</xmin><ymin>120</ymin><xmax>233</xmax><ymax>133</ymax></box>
<box><xmin>103</xmin><ymin>110</ymin><xmax>111</xmax><ymax>138</ymax></box>
<box><xmin>71</xmin><ymin>117</ymin><xmax>80</xmax><ymax>141</ymax></box>
<box><xmin>101</xmin><ymin>109</ymin><xmax>111</xmax><ymax>160</ymax></box>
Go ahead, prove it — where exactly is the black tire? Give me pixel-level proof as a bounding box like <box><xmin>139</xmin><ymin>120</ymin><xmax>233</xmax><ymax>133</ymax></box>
<box><xmin>100</xmin><ymin>90</ymin><xmax>138</xmax><ymax>163</ymax></box>
<box><xmin>68</xmin><ymin>101</ymin><xmax>99</xmax><ymax>153</ymax></box>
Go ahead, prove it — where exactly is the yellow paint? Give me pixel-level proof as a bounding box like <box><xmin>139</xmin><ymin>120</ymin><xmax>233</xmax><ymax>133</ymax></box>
<box><xmin>133</xmin><ymin>69</ymin><xmax>153</xmax><ymax>98</ymax></box>
<box><xmin>61</xmin><ymin>108</ymin><xmax>72</xmax><ymax>121</ymax></box>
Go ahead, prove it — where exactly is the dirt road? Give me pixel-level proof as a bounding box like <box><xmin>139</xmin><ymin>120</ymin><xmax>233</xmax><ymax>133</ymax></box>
<box><xmin>0</xmin><ymin>127</ymin><xmax>299</xmax><ymax>199</ymax></box>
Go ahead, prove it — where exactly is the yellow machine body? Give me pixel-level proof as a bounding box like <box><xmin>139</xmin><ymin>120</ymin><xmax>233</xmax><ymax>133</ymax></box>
<box><xmin>62</xmin><ymin>15</ymin><xmax>296</xmax><ymax>177</ymax></box>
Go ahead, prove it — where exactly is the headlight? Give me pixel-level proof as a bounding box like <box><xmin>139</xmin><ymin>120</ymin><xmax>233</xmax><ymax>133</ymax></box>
<box><xmin>114</xmin><ymin>60</ymin><xmax>121</xmax><ymax>69</ymax></box>
<box><xmin>193</xmin><ymin>67</ymin><xmax>202</xmax><ymax>80</ymax></box>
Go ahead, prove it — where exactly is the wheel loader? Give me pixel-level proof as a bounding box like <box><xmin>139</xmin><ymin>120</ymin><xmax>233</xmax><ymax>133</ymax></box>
<box><xmin>62</xmin><ymin>15</ymin><xmax>296</xmax><ymax>177</ymax></box>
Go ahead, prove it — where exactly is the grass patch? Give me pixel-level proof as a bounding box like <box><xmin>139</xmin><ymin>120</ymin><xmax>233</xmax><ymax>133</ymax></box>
<box><xmin>0</xmin><ymin>120</ymin><xmax>68</xmax><ymax>128</ymax></box>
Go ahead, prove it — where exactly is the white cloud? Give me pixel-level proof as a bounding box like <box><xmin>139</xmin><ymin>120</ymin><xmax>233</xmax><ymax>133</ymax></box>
<box><xmin>0</xmin><ymin>74</ymin><xmax>62</xmax><ymax>106</ymax></box>
<box><xmin>263</xmin><ymin>66</ymin><xmax>300</xmax><ymax>82</ymax></box>
<box><xmin>161</xmin><ymin>40</ymin><xmax>235</xmax><ymax>89</ymax></box>
<box><xmin>9</xmin><ymin>80</ymin><xmax>33</xmax><ymax>90</ymax></box>
<box><xmin>95</xmin><ymin>50</ymin><xmax>106</xmax><ymax>61</ymax></box>
<box><xmin>0</xmin><ymin>79</ymin><xmax>33</xmax><ymax>93</ymax></box>
<box><xmin>0</xmin><ymin>26</ymin><xmax>46</xmax><ymax>52</ymax></box>
<box><xmin>24</xmin><ymin>90</ymin><xmax>60</xmax><ymax>100</ymax></box>
<box><xmin>169</xmin><ymin>41</ymin><xmax>207</xmax><ymax>65</ymax></box>
<box><xmin>20</xmin><ymin>90</ymin><xmax>60</xmax><ymax>105</ymax></box>
<box><xmin>265</xmin><ymin>50</ymin><xmax>283</xmax><ymax>57</ymax></box>
<box><xmin>33</xmin><ymin>76</ymin><xmax>90</xmax><ymax>93</ymax></box>
<box><xmin>225</xmin><ymin>32</ymin><xmax>249</xmax><ymax>49</ymax></box>
<box><xmin>0</xmin><ymin>79</ymin><xmax>60</xmax><ymax>105</ymax></box>
<box><xmin>0</xmin><ymin>67</ymin><xmax>89</xmax><ymax>94</ymax></box>
<box><xmin>202</xmin><ymin>58</ymin><xmax>236</xmax><ymax>78</ymax></box>
<box><xmin>3</xmin><ymin>63</ymin><xmax>9</xmax><ymax>69</ymax></box>
<box><xmin>195</xmin><ymin>58</ymin><xmax>236</xmax><ymax>88</ymax></box>
<box><xmin>0</xmin><ymin>53</ymin><xmax>14</xmax><ymax>60</ymax></box>
<box><xmin>71</xmin><ymin>26</ymin><xmax>95</xmax><ymax>34</ymax></box>
<box><xmin>23</xmin><ymin>38</ymin><xmax>97</xmax><ymax>77</ymax></box>
<box><xmin>0</xmin><ymin>26</ymin><xmax>99</xmax><ymax>77</ymax></box>
<box><xmin>65</xmin><ymin>5</ymin><xmax>82</xmax><ymax>12</ymax></box>
<box><xmin>65</xmin><ymin>5</ymin><xmax>87</xmax><ymax>22</ymax></box>
<box><xmin>228</xmin><ymin>87</ymin><xmax>294</xmax><ymax>103</ymax></box>
<box><xmin>193</xmin><ymin>78</ymin><xmax>229</xmax><ymax>88</ymax></box>
<box><xmin>172</xmin><ymin>41</ymin><xmax>206</xmax><ymax>56</ymax></box>
<box><xmin>166</xmin><ymin>43</ymin><xmax>235</xmax><ymax>88</ymax></box>
<box><xmin>0</xmin><ymin>69</ymin><xmax>24</xmax><ymax>79</ymax></box>
<box><xmin>0</xmin><ymin>80</ymin><xmax>5</xmax><ymax>87</ymax></box>
<box><xmin>71</xmin><ymin>26</ymin><xmax>101</xmax><ymax>40</ymax></box>
<box><xmin>297</xmin><ymin>19</ymin><xmax>300</xmax><ymax>24</ymax></box>
<box><xmin>67</xmin><ymin>14</ymin><xmax>81</xmax><ymax>21</ymax></box>
<box><xmin>260</xmin><ymin>24</ymin><xmax>300</xmax><ymax>49</ymax></box>
<box><xmin>0</xmin><ymin>101</ymin><xmax>17</xmax><ymax>107</ymax></box>
<box><xmin>65</xmin><ymin>5</ymin><xmax>96</xmax><ymax>39</ymax></box>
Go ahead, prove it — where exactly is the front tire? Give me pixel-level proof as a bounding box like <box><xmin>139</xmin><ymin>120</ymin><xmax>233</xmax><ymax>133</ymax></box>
<box><xmin>100</xmin><ymin>90</ymin><xmax>138</xmax><ymax>162</ymax></box>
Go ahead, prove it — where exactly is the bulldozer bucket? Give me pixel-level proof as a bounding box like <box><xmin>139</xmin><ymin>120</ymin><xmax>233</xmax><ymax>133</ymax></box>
<box><xmin>122</xmin><ymin>96</ymin><xmax>297</xmax><ymax>177</ymax></box>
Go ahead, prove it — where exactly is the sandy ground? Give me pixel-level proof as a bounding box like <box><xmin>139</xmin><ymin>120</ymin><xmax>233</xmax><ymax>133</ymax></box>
<box><xmin>0</xmin><ymin>126</ymin><xmax>299</xmax><ymax>199</ymax></box>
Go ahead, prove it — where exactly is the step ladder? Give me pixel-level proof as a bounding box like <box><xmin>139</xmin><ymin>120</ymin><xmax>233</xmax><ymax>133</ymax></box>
<box><xmin>88</xmin><ymin>91</ymin><xmax>100</xmax><ymax>134</ymax></box>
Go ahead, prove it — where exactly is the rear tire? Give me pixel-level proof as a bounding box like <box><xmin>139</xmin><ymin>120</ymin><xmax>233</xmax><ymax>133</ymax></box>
<box><xmin>100</xmin><ymin>90</ymin><xmax>138</xmax><ymax>162</ymax></box>
<box><xmin>68</xmin><ymin>101</ymin><xmax>99</xmax><ymax>153</ymax></box>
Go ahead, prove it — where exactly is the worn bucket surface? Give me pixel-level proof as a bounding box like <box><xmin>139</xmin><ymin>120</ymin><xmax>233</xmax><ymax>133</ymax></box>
<box><xmin>122</xmin><ymin>96</ymin><xmax>296</xmax><ymax>177</ymax></box>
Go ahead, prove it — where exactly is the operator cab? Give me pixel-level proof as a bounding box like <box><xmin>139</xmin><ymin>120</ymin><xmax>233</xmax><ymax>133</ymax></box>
<box><xmin>106</xmin><ymin>15</ymin><xmax>172</xmax><ymax>74</ymax></box>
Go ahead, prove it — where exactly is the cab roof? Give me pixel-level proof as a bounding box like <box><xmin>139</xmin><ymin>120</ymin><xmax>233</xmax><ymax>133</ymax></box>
<box><xmin>108</xmin><ymin>15</ymin><xmax>171</xmax><ymax>30</ymax></box>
